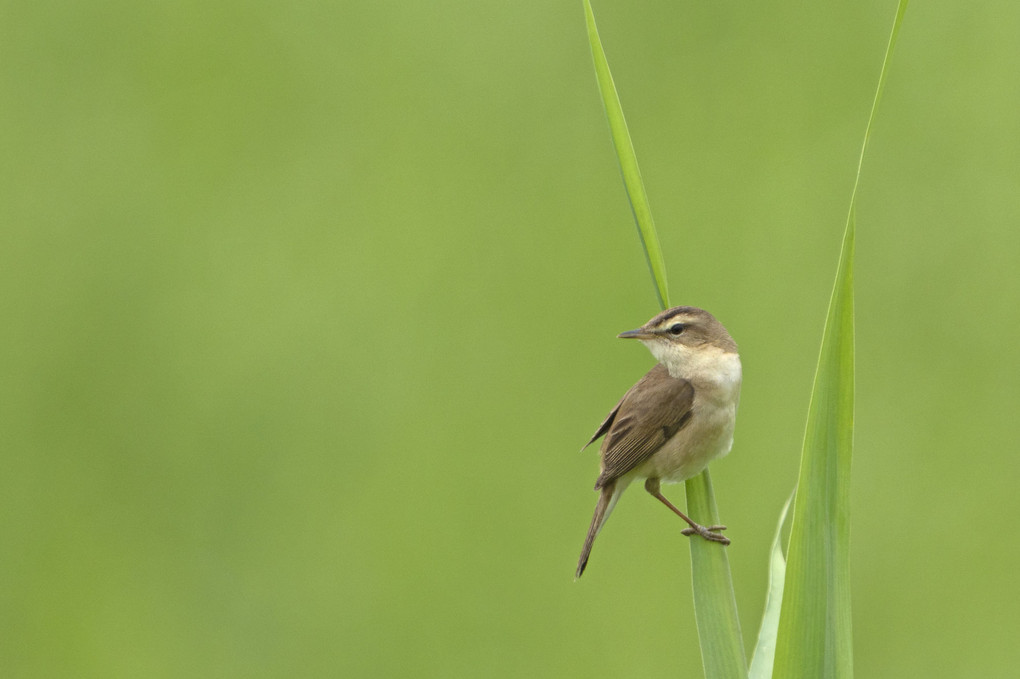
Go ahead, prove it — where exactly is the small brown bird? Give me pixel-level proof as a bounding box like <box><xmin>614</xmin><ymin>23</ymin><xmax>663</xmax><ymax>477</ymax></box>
<box><xmin>576</xmin><ymin>306</ymin><xmax>741</xmax><ymax>578</ymax></box>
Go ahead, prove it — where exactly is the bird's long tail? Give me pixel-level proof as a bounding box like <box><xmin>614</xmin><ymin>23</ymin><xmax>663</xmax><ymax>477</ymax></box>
<box><xmin>575</xmin><ymin>481</ymin><xmax>624</xmax><ymax>579</ymax></box>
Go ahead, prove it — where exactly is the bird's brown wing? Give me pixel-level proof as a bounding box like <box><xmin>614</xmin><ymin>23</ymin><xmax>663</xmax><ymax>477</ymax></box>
<box><xmin>593</xmin><ymin>363</ymin><xmax>694</xmax><ymax>488</ymax></box>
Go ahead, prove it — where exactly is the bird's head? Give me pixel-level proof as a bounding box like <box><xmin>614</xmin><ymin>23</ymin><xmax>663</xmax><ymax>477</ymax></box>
<box><xmin>618</xmin><ymin>306</ymin><xmax>738</xmax><ymax>377</ymax></box>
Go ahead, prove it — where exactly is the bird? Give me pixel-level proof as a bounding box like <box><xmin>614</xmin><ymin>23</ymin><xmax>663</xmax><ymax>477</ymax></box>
<box><xmin>576</xmin><ymin>305</ymin><xmax>741</xmax><ymax>578</ymax></box>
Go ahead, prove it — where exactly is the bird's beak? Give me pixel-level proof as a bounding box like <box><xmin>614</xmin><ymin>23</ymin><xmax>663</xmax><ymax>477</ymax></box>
<box><xmin>617</xmin><ymin>327</ymin><xmax>656</xmax><ymax>340</ymax></box>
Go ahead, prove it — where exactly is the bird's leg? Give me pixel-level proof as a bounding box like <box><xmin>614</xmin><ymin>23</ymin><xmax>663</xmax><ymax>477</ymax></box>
<box><xmin>644</xmin><ymin>477</ymin><xmax>730</xmax><ymax>546</ymax></box>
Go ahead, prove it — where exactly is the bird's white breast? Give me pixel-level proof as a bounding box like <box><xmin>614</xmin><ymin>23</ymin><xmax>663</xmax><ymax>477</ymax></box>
<box><xmin>641</xmin><ymin>348</ymin><xmax>742</xmax><ymax>483</ymax></box>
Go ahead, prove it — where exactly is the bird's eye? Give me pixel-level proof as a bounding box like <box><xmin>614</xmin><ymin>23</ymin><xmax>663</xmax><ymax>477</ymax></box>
<box><xmin>668</xmin><ymin>323</ymin><xmax>685</xmax><ymax>335</ymax></box>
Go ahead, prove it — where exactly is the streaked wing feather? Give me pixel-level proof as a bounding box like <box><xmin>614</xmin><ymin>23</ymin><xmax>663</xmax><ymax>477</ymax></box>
<box><xmin>596</xmin><ymin>363</ymin><xmax>694</xmax><ymax>487</ymax></box>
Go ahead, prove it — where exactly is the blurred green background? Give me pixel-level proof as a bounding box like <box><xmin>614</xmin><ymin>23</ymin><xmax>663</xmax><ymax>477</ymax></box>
<box><xmin>3</xmin><ymin>1</ymin><xmax>1018</xmax><ymax>677</ymax></box>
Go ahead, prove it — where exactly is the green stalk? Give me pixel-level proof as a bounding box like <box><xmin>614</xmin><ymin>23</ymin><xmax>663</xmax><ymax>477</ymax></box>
<box><xmin>686</xmin><ymin>470</ymin><xmax>748</xmax><ymax>679</ymax></box>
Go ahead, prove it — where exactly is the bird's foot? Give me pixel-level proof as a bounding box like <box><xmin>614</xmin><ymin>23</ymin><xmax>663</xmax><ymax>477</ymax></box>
<box><xmin>681</xmin><ymin>524</ymin><xmax>730</xmax><ymax>546</ymax></box>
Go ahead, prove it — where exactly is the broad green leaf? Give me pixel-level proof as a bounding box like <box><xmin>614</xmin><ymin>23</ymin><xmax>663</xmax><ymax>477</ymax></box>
<box><xmin>772</xmin><ymin>3</ymin><xmax>907</xmax><ymax>677</ymax></box>
<box><xmin>772</xmin><ymin>205</ymin><xmax>856</xmax><ymax>679</ymax></box>
<box><xmin>748</xmin><ymin>495</ymin><xmax>793</xmax><ymax>679</ymax></box>
<box><xmin>583</xmin><ymin>0</ymin><xmax>670</xmax><ymax>310</ymax></box>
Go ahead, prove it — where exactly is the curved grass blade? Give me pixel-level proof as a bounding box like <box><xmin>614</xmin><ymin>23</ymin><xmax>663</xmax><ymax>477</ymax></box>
<box><xmin>773</xmin><ymin>3</ymin><xmax>908</xmax><ymax>677</ymax></box>
<box><xmin>748</xmin><ymin>494</ymin><xmax>793</xmax><ymax>679</ymax></box>
<box><xmin>583</xmin><ymin>3</ymin><xmax>745</xmax><ymax>676</ymax></box>
<box><xmin>583</xmin><ymin>0</ymin><xmax>670</xmax><ymax>310</ymax></box>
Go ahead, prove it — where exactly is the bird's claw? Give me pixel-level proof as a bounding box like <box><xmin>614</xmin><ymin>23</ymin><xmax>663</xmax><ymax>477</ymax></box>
<box><xmin>681</xmin><ymin>524</ymin><xmax>730</xmax><ymax>546</ymax></box>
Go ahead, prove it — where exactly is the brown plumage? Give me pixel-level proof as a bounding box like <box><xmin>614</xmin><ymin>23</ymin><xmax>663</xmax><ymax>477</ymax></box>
<box><xmin>575</xmin><ymin>306</ymin><xmax>741</xmax><ymax>578</ymax></box>
<box><xmin>589</xmin><ymin>364</ymin><xmax>695</xmax><ymax>490</ymax></box>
